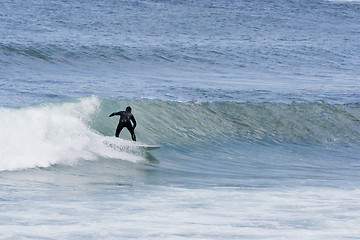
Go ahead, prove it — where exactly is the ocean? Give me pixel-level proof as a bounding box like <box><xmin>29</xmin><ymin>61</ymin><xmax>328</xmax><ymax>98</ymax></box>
<box><xmin>1</xmin><ymin>0</ymin><xmax>360</xmax><ymax>239</ymax></box>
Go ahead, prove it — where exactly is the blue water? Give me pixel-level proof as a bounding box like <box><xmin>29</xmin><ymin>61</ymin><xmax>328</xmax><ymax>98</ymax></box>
<box><xmin>1</xmin><ymin>0</ymin><xmax>360</xmax><ymax>239</ymax></box>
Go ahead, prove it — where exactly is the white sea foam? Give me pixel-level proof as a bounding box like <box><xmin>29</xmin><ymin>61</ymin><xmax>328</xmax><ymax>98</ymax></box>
<box><xmin>0</xmin><ymin>96</ymin><xmax>143</xmax><ymax>171</ymax></box>
<box><xmin>0</xmin><ymin>185</ymin><xmax>359</xmax><ymax>239</ymax></box>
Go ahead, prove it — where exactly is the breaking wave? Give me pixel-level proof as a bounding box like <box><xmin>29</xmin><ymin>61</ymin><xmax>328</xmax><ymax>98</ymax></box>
<box><xmin>0</xmin><ymin>96</ymin><xmax>359</xmax><ymax>171</ymax></box>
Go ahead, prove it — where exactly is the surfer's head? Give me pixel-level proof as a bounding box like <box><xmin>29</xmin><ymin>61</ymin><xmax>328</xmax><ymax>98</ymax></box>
<box><xmin>126</xmin><ymin>106</ymin><xmax>132</xmax><ymax>112</ymax></box>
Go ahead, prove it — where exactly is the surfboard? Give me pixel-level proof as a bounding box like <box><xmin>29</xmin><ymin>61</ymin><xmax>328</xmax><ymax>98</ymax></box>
<box><xmin>136</xmin><ymin>145</ymin><xmax>161</xmax><ymax>151</ymax></box>
<box><xmin>104</xmin><ymin>137</ymin><xmax>161</xmax><ymax>151</ymax></box>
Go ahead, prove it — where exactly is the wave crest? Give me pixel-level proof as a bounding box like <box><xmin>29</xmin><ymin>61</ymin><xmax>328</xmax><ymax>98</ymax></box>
<box><xmin>0</xmin><ymin>96</ymin><xmax>143</xmax><ymax>171</ymax></box>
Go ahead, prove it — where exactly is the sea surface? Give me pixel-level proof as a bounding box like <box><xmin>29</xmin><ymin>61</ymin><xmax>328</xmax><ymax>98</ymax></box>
<box><xmin>1</xmin><ymin>0</ymin><xmax>360</xmax><ymax>239</ymax></box>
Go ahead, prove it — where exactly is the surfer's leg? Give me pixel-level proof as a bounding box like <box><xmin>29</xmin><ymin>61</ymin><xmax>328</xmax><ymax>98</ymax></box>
<box><xmin>115</xmin><ymin>124</ymin><xmax>124</xmax><ymax>137</ymax></box>
<box><xmin>131</xmin><ymin>131</ymin><xmax>136</xmax><ymax>141</ymax></box>
<box><xmin>126</xmin><ymin>124</ymin><xmax>136</xmax><ymax>141</ymax></box>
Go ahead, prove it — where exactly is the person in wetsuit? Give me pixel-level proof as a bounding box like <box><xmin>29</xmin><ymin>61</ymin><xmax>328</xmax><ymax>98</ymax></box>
<box><xmin>109</xmin><ymin>106</ymin><xmax>137</xmax><ymax>141</ymax></box>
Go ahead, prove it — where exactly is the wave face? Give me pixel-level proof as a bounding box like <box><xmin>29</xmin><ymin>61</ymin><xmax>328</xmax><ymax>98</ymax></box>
<box><xmin>104</xmin><ymin>99</ymin><xmax>360</xmax><ymax>146</ymax></box>
<box><xmin>1</xmin><ymin>96</ymin><xmax>359</xmax><ymax>171</ymax></box>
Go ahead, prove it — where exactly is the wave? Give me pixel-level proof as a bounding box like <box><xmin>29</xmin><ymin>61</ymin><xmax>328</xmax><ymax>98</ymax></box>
<box><xmin>0</xmin><ymin>42</ymin><xmax>213</xmax><ymax>66</ymax></box>
<box><xmin>0</xmin><ymin>43</ymin><xmax>135</xmax><ymax>64</ymax></box>
<box><xmin>100</xmin><ymin>98</ymin><xmax>360</xmax><ymax>146</ymax></box>
<box><xmin>0</xmin><ymin>97</ymin><xmax>145</xmax><ymax>171</ymax></box>
<box><xmin>1</xmin><ymin>96</ymin><xmax>359</xmax><ymax>171</ymax></box>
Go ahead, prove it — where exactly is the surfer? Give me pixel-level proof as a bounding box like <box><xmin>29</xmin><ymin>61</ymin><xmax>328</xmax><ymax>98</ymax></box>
<box><xmin>109</xmin><ymin>106</ymin><xmax>137</xmax><ymax>141</ymax></box>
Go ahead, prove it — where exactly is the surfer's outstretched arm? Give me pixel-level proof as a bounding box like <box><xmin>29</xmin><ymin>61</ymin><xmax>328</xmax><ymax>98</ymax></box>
<box><xmin>109</xmin><ymin>111</ymin><xmax>121</xmax><ymax>117</ymax></box>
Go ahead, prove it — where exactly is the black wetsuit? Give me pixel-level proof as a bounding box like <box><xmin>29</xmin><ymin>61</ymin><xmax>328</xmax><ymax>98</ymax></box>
<box><xmin>110</xmin><ymin>111</ymin><xmax>137</xmax><ymax>141</ymax></box>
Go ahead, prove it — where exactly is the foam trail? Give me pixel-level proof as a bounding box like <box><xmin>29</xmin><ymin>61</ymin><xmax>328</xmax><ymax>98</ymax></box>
<box><xmin>0</xmin><ymin>96</ymin><xmax>143</xmax><ymax>171</ymax></box>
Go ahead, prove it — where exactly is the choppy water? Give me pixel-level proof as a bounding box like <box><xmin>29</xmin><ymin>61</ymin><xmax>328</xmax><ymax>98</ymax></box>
<box><xmin>1</xmin><ymin>0</ymin><xmax>360</xmax><ymax>239</ymax></box>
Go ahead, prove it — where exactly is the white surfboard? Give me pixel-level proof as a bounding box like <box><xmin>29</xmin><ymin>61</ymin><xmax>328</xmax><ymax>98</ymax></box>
<box><xmin>104</xmin><ymin>137</ymin><xmax>161</xmax><ymax>151</ymax></box>
<box><xmin>136</xmin><ymin>144</ymin><xmax>161</xmax><ymax>151</ymax></box>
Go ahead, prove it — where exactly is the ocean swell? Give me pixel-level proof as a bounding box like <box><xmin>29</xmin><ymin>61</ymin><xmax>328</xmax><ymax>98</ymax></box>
<box><xmin>1</xmin><ymin>96</ymin><xmax>359</xmax><ymax>171</ymax></box>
